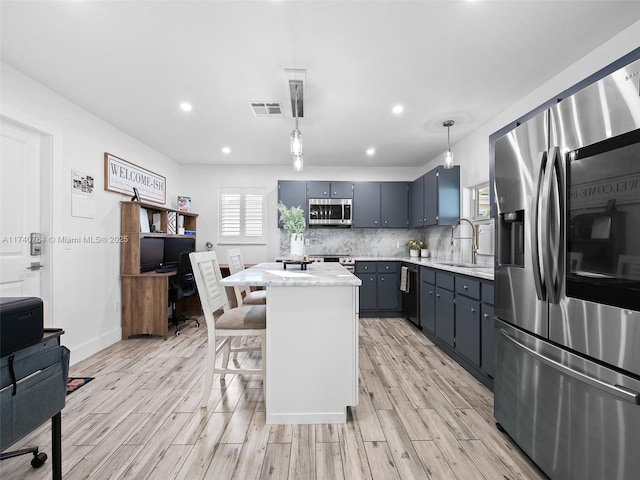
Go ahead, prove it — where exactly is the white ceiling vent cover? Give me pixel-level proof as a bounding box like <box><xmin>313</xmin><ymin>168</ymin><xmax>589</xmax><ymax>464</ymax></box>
<box><xmin>249</xmin><ymin>102</ymin><xmax>283</xmax><ymax>118</ymax></box>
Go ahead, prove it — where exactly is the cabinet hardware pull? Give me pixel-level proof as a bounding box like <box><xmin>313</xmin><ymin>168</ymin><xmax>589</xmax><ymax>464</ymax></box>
<box><xmin>484</xmin><ymin>313</ymin><xmax>489</xmax><ymax>318</ymax></box>
<box><xmin>471</xmin><ymin>307</ymin><xmax>476</xmax><ymax>313</ymax></box>
<box><xmin>463</xmin><ymin>285</ymin><xmax>468</xmax><ymax>289</ymax></box>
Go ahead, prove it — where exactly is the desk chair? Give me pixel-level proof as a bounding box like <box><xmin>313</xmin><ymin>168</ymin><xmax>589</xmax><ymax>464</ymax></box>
<box><xmin>168</xmin><ymin>252</ymin><xmax>200</xmax><ymax>336</ymax></box>
<box><xmin>226</xmin><ymin>248</ymin><xmax>267</xmax><ymax>306</ymax></box>
<box><xmin>189</xmin><ymin>251</ymin><xmax>266</xmax><ymax>408</ymax></box>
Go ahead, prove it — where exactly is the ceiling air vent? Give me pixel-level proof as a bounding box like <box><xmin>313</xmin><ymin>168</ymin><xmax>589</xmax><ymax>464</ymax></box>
<box><xmin>249</xmin><ymin>101</ymin><xmax>283</xmax><ymax>118</ymax></box>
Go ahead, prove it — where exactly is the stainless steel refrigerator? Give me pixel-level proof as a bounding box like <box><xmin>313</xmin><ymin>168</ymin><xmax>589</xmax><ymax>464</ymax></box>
<box><xmin>494</xmin><ymin>56</ymin><xmax>640</xmax><ymax>480</ymax></box>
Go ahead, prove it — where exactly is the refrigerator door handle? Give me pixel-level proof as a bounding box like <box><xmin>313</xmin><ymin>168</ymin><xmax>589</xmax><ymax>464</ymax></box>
<box><xmin>531</xmin><ymin>151</ymin><xmax>547</xmax><ymax>301</ymax></box>
<box><xmin>546</xmin><ymin>146</ymin><xmax>564</xmax><ymax>304</ymax></box>
<box><xmin>499</xmin><ymin>329</ymin><xmax>640</xmax><ymax>405</ymax></box>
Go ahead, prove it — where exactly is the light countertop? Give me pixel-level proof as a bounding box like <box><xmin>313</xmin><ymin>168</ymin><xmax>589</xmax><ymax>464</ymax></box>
<box><xmin>220</xmin><ymin>262</ymin><xmax>362</xmax><ymax>287</ymax></box>
<box><xmin>354</xmin><ymin>256</ymin><xmax>494</xmax><ymax>281</ymax></box>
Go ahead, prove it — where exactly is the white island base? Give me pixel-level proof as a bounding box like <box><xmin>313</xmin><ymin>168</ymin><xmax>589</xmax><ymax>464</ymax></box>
<box><xmin>265</xmin><ymin>285</ymin><xmax>359</xmax><ymax>424</ymax></box>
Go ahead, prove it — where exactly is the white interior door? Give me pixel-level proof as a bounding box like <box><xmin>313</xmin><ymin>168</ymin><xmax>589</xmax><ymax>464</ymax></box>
<box><xmin>0</xmin><ymin>120</ymin><xmax>43</xmax><ymax>298</ymax></box>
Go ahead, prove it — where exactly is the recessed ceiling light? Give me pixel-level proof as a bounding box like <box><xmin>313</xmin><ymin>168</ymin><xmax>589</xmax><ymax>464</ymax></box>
<box><xmin>180</xmin><ymin>102</ymin><xmax>192</xmax><ymax>112</ymax></box>
<box><xmin>392</xmin><ymin>105</ymin><xmax>404</xmax><ymax>115</ymax></box>
<box><xmin>222</xmin><ymin>146</ymin><xmax>231</xmax><ymax>154</ymax></box>
<box><xmin>366</xmin><ymin>148</ymin><xmax>375</xmax><ymax>156</ymax></box>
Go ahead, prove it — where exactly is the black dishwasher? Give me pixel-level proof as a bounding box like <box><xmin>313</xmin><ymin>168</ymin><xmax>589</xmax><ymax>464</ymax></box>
<box><xmin>401</xmin><ymin>263</ymin><xmax>419</xmax><ymax>327</ymax></box>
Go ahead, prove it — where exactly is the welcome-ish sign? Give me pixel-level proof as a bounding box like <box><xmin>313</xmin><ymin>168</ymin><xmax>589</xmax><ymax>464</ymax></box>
<box><xmin>104</xmin><ymin>153</ymin><xmax>166</xmax><ymax>204</ymax></box>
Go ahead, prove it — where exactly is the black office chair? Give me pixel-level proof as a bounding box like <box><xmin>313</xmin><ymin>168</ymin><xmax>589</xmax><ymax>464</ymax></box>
<box><xmin>168</xmin><ymin>252</ymin><xmax>200</xmax><ymax>335</ymax></box>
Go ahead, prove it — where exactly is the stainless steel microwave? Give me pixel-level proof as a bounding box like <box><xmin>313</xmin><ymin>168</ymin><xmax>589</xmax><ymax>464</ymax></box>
<box><xmin>308</xmin><ymin>198</ymin><xmax>352</xmax><ymax>226</ymax></box>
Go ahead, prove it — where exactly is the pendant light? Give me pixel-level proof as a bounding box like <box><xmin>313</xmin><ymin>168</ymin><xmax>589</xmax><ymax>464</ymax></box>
<box><xmin>443</xmin><ymin>120</ymin><xmax>455</xmax><ymax>169</ymax></box>
<box><xmin>290</xmin><ymin>84</ymin><xmax>303</xmax><ymax>170</ymax></box>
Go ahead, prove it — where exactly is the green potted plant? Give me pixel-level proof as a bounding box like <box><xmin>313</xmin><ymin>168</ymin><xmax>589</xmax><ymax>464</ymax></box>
<box><xmin>277</xmin><ymin>201</ymin><xmax>306</xmax><ymax>260</ymax></box>
<box><xmin>407</xmin><ymin>239</ymin><xmax>425</xmax><ymax>257</ymax></box>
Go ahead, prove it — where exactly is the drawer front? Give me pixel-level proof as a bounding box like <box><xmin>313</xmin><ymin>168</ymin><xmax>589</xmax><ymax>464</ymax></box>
<box><xmin>377</xmin><ymin>261</ymin><xmax>398</xmax><ymax>273</ymax></box>
<box><xmin>482</xmin><ymin>282</ymin><xmax>494</xmax><ymax>305</ymax></box>
<box><xmin>456</xmin><ymin>276</ymin><xmax>480</xmax><ymax>299</ymax></box>
<box><xmin>421</xmin><ymin>267</ymin><xmax>435</xmax><ymax>284</ymax></box>
<box><xmin>436</xmin><ymin>271</ymin><xmax>455</xmax><ymax>291</ymax></box>
<box><xmin>355</xmin><ymin>261</ymin><xmax>377</xmax><ymax>274</ymax></box>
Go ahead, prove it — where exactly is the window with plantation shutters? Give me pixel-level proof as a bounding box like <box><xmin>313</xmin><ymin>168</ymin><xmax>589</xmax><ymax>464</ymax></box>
<box><xmin>219</xmin><ymin>188</ymin><xmax>266</xmax><ymax>244</ymax></box>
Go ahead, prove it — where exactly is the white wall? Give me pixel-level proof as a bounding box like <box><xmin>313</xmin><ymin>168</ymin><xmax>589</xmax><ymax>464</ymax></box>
<box><xmin>1</xmin><ymin>63</ymin><xmax>184</xmax><ymax>364</ymax></box>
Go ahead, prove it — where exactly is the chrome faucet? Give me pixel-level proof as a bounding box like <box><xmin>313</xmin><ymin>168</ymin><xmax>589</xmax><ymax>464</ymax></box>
<box><xmin>451</xmin><ymin>218</ymin><xmax>478</xmax><ymax>265</ymax></box>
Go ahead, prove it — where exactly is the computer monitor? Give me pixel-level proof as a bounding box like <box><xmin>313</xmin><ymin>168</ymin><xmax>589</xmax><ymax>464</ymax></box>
<box><xmin>140</xmin><ymin>237</ymin><xmax>165</xmax><ymax>272</ymax></box>
<box><xmin>163</xmin><ymin>237</ymin><xmax>196</xmax><ymax>266</ymax></box>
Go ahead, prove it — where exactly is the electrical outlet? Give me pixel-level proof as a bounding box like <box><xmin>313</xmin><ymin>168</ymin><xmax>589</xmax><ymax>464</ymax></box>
<box><xmin>396</xmin><ymin>241</ymin><xmax>400</xmax><ymax>248</ymax></box>
<box><xmin>114</xmin><ymin>300</ymin><xmax>119</xmax><ymax>313</ymax></box>
<box><xmin>305</xmin><ymin>238</ymin><xmax>309</xmax><ymax>246</ymax></box>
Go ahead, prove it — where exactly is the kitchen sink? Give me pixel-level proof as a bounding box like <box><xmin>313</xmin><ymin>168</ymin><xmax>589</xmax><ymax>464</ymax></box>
<box><xmin>435</xmin><ymin>261</ymin><xmax>493</xmax><ymax>270</ymax></box>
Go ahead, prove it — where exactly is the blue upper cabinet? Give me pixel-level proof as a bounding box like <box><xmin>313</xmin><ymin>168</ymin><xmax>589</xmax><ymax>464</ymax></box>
<box><xmin>410</xmin><ymin>176</ymin><xmax>424</xmax><ymax>227</ymax></box>
<box><xmin>277</xmin><ymin>180</ymin><xmax>307</xmax><ymax>228</ymax></box>
<box><xmin>353</xmin><ymin>182</ymin><xmax>409</xmax><ymax>228</ymax></box>
<box><xmin>329</xmin><ymin>181</ymin><xmax>354</xmax><ymax>198</ymax></box>
<box><xmin>307</xmin><ymin>181</ymin><xmax>353</xmax><ymax>198</ymax></box>
<box><xmin>353</xmin><ymin>182</ymin><xmax>381</xmax><ymax>227</ymax></box>
<box><xmin>424</xmin><ymin>169</ymin><xmax>439</xmax><ymax>226</ymax></box>
<box><xmin>381</xmin><ymin>182</ymin><xmax>409</xmax><ymax>228</ymax></box>
<box><xmin>432</xmin><ymin>166</ymin><xmax>460</xmax><ymax>226</ymax></box>
<box><xmin>410</xmin><ymin>165</ymin><xmax>460</xmax><ymax>227</ymax></box>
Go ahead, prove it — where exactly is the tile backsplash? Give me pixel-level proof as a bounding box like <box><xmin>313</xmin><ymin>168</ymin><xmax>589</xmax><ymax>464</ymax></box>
<box><xmin>279</xmin><ymin>221</ymin><xmax>494</xmax><ymax>266</ymax></box>
<box><xmin>279</xmin><ymin>228</ymin><xmax>425</xmax><ymax>257</ymax></box>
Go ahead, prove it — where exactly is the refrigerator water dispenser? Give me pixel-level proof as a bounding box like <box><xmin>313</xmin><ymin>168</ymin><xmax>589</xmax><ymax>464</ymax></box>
<box><xmin>499</xmin><ymin>210</ymin><xmax>524</xmax><ymax>267</ymax></box>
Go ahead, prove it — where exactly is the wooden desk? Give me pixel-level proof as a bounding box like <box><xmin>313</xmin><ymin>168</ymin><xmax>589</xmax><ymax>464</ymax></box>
<box><xmin>122</xmin><ymin>272</ymin><xmax>174</xmax><ymax>339</ymax></box>
<box><xmin>122</xmin><ymin>271</ymin><xmax>203</xmax><ymax>340</ymax></box>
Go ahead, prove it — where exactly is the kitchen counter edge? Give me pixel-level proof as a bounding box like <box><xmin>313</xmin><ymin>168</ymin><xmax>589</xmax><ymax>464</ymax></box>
<box><xmin>354</xmin><ymin>257</ymin><xmax>494</xmax><ymax>281</ymax></box>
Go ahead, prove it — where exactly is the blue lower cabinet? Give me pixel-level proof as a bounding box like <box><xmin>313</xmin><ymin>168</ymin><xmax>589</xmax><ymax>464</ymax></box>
<box><xmin>356</xmin><ymin>261</ymin><xmax>401</xmax><ymax>316</ymax></box>
<box><xmin>435</xmin><ymin>286</ymin><xmax>455</xmax><ymax>347</ymax></box>
<box><xmin>417</xmin><ymin>269</ymin><xmax>494</xmax><ymax>390</ymax></box>
<box><xmin>378</xmin><ymin>273</ymin><xmax>400</xmax><ymax>310</ymax></box>
<box><xmin>357</xmin><ymin>274</ymin><xmax>377</xmax><ymax>311</ymax></box>
<box><xmin>420</xmin><ymin>279</ymin><xmax>436</xmax><ymax>334</ymax></box>
<box><xmin>455</xmin><ymin>294</ymin><xmax>481</xmax><ymax>366</ymax></box>
<box><xmin>481</xmin><ymin>303</ymin><xmax>495</xmax><ymax>377</ymax></box>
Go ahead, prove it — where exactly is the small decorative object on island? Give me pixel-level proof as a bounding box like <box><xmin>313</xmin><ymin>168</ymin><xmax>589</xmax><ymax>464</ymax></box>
<box><xmin>277</xmin><ymin>201</ymin><xmax>306</xmax><ymax>261</ymax></box>
<box><xmin>407</xmin><ymin>239</ymin><xmax>425</xmax><ymax>257</ymax></box>
<box><xmin>421</xmin><ymin>248</ymin><xmax>430</xmax><ymax>258</ymax></box>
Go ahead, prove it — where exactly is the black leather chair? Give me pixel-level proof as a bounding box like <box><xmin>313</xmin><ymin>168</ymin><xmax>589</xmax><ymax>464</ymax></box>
<box><xmin>168</xmin><ymin>252</ymin><xmax>200</xmax><ymax>335</ymax></box>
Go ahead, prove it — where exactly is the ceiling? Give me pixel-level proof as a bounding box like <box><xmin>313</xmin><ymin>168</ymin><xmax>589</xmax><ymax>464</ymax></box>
<box><xmin>2</xmin><ymin>1</ymin><xmax>640</xmax><ymax>168</ymax></box>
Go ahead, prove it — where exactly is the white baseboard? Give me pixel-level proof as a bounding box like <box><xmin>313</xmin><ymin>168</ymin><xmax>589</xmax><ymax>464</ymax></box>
<box><xmin>67</xmin><ymin>328</ymin><xmax>121</xmax><ymax>366</ymax></box>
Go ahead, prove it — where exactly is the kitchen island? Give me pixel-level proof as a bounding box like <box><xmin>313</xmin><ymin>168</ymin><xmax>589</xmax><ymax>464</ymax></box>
<box><xmin>220</xmin><ymin>262</ymin><xmax>361</xmax><ymax>424</ymax></box>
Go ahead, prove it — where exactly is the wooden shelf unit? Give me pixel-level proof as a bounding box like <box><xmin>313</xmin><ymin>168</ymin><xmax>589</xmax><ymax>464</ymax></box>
<box><xmin>120</xmin><ymin>201</ymin><xmax>198</xmax><ymax>275</ymax></box>
<box><xmin>120</xmin><ymin>201</ymin><xmax>198</xmax><ymax>339</ymax></box>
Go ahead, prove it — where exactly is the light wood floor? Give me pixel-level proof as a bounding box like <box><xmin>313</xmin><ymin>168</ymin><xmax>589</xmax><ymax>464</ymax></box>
<box><xmin>1</xmin><ymin>317</ymin><xmax>548</xmax><ymax>480</ymax></box>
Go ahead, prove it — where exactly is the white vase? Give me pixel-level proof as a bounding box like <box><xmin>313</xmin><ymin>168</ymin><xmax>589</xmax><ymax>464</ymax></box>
<box><xmin>409</xmin><ymin>249</ymin><xmax>419</xmax><ymax>257</ymax></box>
<box><xmin>421</xmin><ymin>249</ymin><xmax>429</xmax><ymax>258</ymax></box>
<box><xmin>290</xmin><ymin>233</ymin><xmax>304</xmax><ymax>261</ymax></box>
